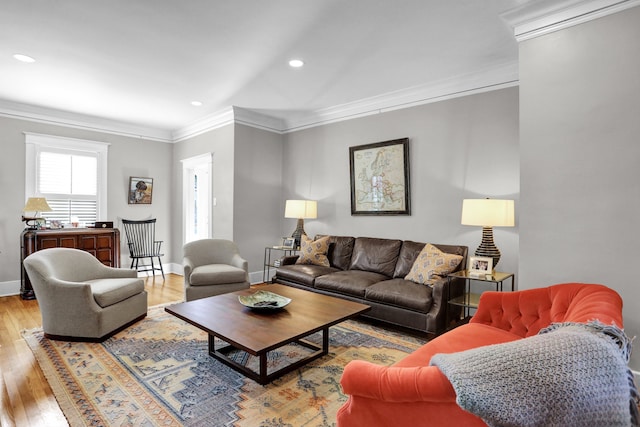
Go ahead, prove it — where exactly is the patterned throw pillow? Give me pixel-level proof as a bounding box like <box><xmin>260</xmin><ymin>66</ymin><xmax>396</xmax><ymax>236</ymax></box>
<box><xmin>295</xmin><ymin>235</ymin><xmax>330</xmax><ymax>267</ymax></box>
<box><xmin>404</xmin><ymin>243</ymin><xmax>463</xmax><ymax>285</ymax></box>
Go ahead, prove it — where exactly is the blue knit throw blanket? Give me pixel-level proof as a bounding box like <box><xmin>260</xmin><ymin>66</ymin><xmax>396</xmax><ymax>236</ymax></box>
<box><xmin>430</xmin><ymin>321</ymin><xmax>639</xmax><ymax>427</ymax></box>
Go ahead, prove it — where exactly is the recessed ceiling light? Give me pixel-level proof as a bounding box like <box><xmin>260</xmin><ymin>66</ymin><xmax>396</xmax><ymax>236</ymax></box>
<box><xmin>288</xmin><ymin>59</ymin><xmax>304</xmax><ymax>68</ymax></box>
<box><xmin>191</xmin><ymin>101</ymin><xmax>203</xmax><ymax>107</ymax></box>
<box><xmin>13</xmin><ymin>54</ymin><xmax>35</xmax><ymax>63</ymax></box>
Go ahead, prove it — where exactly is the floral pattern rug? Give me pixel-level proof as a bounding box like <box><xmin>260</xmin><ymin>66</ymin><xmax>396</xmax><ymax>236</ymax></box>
<box><xmin>22</xmin><ymin>304</ymin><xmax>426</xmax><ymax>427</ymax></box>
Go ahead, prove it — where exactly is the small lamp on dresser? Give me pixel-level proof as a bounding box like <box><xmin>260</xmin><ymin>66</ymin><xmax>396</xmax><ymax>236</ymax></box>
<box><xmin>22</xmin><ymin>197</ymin><xmax>52</xmax><ymax>229</ymax></box>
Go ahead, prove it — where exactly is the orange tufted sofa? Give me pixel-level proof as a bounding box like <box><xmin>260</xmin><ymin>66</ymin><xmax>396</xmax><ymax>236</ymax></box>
<box><xmin>337</xmin><ymin>283</ymin><xmax>624</xmax><ymax>427</ymax></box>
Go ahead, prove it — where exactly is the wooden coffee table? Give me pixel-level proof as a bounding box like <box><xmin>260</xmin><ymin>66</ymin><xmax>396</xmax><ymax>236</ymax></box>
<box><xmin>165</xmin><ymin>284</ymin><xmax>370</xmax><ymax>384</ymax></box>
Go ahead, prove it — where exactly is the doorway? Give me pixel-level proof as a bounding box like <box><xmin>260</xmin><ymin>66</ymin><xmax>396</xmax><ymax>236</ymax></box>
<box><xmin>182</xmin><ymin>153</ymin><xmax>213</xmax><ymax>243</ymax></box>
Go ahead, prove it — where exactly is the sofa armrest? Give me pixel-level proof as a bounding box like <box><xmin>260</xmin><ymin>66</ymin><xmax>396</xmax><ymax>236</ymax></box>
<box><xmin>340</xmin><ymin>360</ymin><xmax>456</xmax><ymax>403</ymax></box>
<box><xmin>33</xmin><ymin>276</ymin><xmax>102</xmax><ymax>314</ymax></box>
<box><xmin>429</xmin><ymin>276</ymin><xmax>464</xmax><ymax>334</ymax></box>
<box><xmin>230</xmin><ymin>253</ymin><xmax>249</xmax><ymax>273</ymax></box>
<box><xmin>280</xmin><ymin>255</ymin><xmax>299</xmax><ymax>266</ymax></box>
<box><xmin>183</xmin><ymin>257</ymin><xmax>195</xmax><ymax>281</ymax></box>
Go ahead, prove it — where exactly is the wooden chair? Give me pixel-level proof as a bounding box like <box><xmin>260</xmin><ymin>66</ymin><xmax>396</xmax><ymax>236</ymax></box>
<box><xmin>121</xmin><ymin>218</ymin><xmax>164</xmax><ymax>279</ymax></box>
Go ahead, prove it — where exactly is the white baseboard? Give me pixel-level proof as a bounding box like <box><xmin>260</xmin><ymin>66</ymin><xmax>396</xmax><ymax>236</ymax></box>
<box><xmin>249</xmin><ymin>270</ymin><xmax>269</xmax><ymax>284</ymax></box>
<box><xmin>135</xmin><ymin>261</ymin><xmax>183</xmax><ymax>277</ymax></box>
<box><xmin>0</xmin><ymin>280</ymin><xmax>20</xmax><ymax>297</ymax></box>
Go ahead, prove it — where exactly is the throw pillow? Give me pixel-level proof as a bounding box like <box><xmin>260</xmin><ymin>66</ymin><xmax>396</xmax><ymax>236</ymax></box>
<box><xmin>404</xmin><ymin>243</ymin><xmax>463</xmax><ymax>285</ymax></box>
<box><xmin>296</xmin><ymin>235</ymin><xmax>330</xmax><ymax>267</ymax></box>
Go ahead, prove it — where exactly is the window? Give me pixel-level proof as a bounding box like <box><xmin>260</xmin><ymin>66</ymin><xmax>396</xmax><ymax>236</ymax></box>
<box><xmin>25</xmin><ymin>133</ymin><xmax>109</xmax><ymax>225</ymax></box>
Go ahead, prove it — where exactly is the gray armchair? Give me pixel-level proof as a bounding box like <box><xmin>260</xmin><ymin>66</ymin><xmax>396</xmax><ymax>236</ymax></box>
<box><xmin>23</xmin><ymin>247</ymin><xmax>148</xmax><ymax>341</ymax></box>
<box><xmin>183</xmin><ymin>239</ymin><xmax>250</xmax><ymax>301</ymax></box>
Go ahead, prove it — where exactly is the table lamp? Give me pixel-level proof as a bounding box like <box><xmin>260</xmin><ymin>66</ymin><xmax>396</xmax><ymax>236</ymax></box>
<box><xmin>284</xmin><ymin>200</ymin><xmax>317</xmax><ymax>248</ymax></box>
<box><xmin>22</xmin><ymin>197</ymin><xmax>53</xmax><ymax>229</ymax></box>
<box><xmin>461</xmin><ymin>198</ymin><xmax>514</xmax><ymax>268</ymax></box>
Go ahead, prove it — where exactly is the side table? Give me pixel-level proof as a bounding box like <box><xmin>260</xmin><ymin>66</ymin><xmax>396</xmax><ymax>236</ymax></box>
<box><xmin>263</xmin><ymin>246</ymin><xmax>297</xmax><ymax>283</ymax></box>
<box><xmin>447</xmin><ymin>270</ymin><xmax>515</xmax><ymax>320</ymax></box>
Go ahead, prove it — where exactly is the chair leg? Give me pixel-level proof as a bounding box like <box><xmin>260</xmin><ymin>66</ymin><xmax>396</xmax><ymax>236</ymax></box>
<box><xmin>130</xmin><ymin>258</ymin><xmax>135</xmax><ymax>269</ymax></box>
<box><xmin>157</xmin><ymin>257</ymin><xmax>165</xmax><ymax>279</ymax></box>
<box><xmin>149</xmin><ymin>256</ymin><xmax>155</xmax><ymax>277</ymax></box>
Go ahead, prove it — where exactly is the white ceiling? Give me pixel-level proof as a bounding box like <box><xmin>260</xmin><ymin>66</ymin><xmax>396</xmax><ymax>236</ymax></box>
<box><xmin>1</xmin><ymin>0</ymin><xmax>530</xmax><ymax>139</ymax></box>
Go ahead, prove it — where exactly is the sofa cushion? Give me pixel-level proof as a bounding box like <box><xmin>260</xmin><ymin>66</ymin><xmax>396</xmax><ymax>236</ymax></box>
<box><xmin>275</xmin><ymin>264</ymin><xmax>338</xmax><ymax>287</ymax></box>
<box><xmin>88</xmin><ymin>277</ymin><xmax>145</xmax><ymax>308</ymax></box>
<box><xmin>315</xmin><ymin>270</ymin><xmax>389</xmax><ymax>298</ymax></box>
<box><xmin>404</xmin><ymin>243</ymin><xmax>463</xmax><ymax>285</ymax></box>
<box><xmin>364</xmin><ymin>279</ymin><xmax>433</xmax><ymax>312</ymax></box>
<box><xmin>393</xmin><ymin>240</ymin><xmax>426</xmax><ymax>278</ymax></box>
<box><xmin>326</xmin><ymin>235</ymin><xmax>356</xmax><ymax>270</ymax></box>
<box><xmin>296</xmin><ymin>235</ymin><xmax>330</xmax><ymax>267</ymax></box>
<box><xmin>349</xmin><ymin>237</ymin><xmax>402</xmax><ymax>277</ymax></box>
<box><xmin>190</xmin><ymin>264</ymin><xmax>247</xmax><ymax>286</ymax></box>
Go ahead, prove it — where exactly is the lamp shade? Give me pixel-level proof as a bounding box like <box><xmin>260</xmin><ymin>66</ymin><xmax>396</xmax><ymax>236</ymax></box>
<box><xmin>23</xmin><ymin>197</ymin><xmax>52</xmax><ymax>213</ymax></box>
<box><xmin>461</xmin><ymin>199</ymin><xmax>514</xmax><ymax>227</ymax></box>
<box><xmin>284</xmin><ymin>200</ymin><xmax>317</xmax><ymax>219</ymax></box>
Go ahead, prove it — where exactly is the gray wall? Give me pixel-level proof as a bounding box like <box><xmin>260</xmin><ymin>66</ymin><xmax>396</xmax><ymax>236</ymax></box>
<box><xmin>283</xmin><ymin>87</ymin><xmax>520</xmax><ymax>281</ymax></box>
<box><xmin>519</xmin><ymin>6</ymin><xmax>640</xmax><ymax>369</ymax></box>
<box><xmin>233</xmin><ymin>124</ymin><xmax>284</xmax><ymax>280</ymax></box>
<box><xmin>0</xmin><ymin>116</ymin><xmax>172</xmax><ymax>295</ymax></box>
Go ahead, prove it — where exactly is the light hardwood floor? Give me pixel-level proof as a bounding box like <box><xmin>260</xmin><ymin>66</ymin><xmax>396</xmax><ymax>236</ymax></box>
<box><xmin>0</xmin><ymin>274</ymin><xmax>186</xmax><ymax>427</ymax></box>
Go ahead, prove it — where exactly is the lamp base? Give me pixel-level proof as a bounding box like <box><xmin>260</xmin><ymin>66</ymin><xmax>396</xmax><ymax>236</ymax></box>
<box><xmin>22</xmin><ymin>216</ymin><xmax>44</xmax><ymax>230</ymax></box>
<box><xmin>290</xmin><ymin>218</ymin><xmax>306</xmax><ymax>249</ymax></box>
<box><xmin>475</xmin><ymin>226</ymin><xmax>501</xmax><ymax>268</ymax></box>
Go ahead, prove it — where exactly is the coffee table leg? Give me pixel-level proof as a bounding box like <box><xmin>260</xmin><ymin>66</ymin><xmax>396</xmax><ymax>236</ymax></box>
<box><xmin>259</xmin><ymin>354</ymin><xmax>267</xmax><ymax>383</ymax></box>
<box><xmin>207</xmin><ymin>328</ymin><xmax>329</xmax><ymax>385</ymax></box>
<box><xmin>322</xmin><ymin>327</ymin><xmax>329</xmax><ymax>354</ymax></box>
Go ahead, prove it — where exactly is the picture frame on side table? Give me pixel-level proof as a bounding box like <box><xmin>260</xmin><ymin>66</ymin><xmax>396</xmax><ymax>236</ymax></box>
<box><xmin>128</xmin><ymin>177</ymin><xmax>153</xmax><ymax>204</ymax></box>
<box><xmin>273</xmin><ymin>237</ymin><xmax>296</xmax><ymax>250</ymax></box>
<box><xmin>281</xmin><ymin>237</ymin><xmax>296</xmax><ymax>249</ymax></box>
<box><xmin>468</xmin><ymin>256</ymin><xmax>493</xmax><ymax>278</ymax></box>
<box><xmin>349</xmin><ymin>138</ymin><xmax>411</xmax><ymax>215</ymax></box>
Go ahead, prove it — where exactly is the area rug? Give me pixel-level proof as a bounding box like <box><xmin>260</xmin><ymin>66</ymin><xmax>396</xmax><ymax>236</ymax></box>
<box><xmin>22</xmin><ymin>304</ymin><xmax>427</xmax><ymax>427</ymax></box>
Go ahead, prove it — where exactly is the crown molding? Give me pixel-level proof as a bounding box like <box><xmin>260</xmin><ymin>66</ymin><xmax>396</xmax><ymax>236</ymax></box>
<box><xmin>171</xmin><ymin>106</ymin><xmax>285</xmax><ymax>141</ymax></box>
<box><xmin>171</xmin><ymin>106</ymin><xmax>235</xmax><ymax>142</ymax></box>
<box><xmin>279</xmin><ymin>61</ymin><xmax>519</xmax><ymax>133</ymax></box>
<box><xmin>501</xmin><ymin>0</ymin><xmax>640</xmax><ymax>41</ymax></box>
<box><xmin>0</xmin><ymin>99</ymin><xmax>173</xmax><ymax>142</ymax></box>
<box><xmin>0</xmin><ymin>62</ymin><xmax>520</xmax><ymax>140</ymax></box>
<box><xmin>231</xmin><ymin>107</ymin><xmax>286</xmax><ymax>134</ymax></box>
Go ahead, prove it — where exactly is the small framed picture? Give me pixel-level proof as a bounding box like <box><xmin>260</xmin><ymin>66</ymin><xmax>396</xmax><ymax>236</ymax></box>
<box><xmin>128</xmin><ymin>177</ymin><xmax>153</xmax><ymax>204</ymax></box>
<box><xmin>281</xmin><ymin>237</ymin><xmax>296</xmax><ymax>249</ymax></box>
<box><xmin>468</xmin><ymin>256</ymin><xmax>493</xmax><ymax>276</ymax></box>
<box><xmin>49</xmin><ymin>220</ymin><xmax>63</xmax><ymax>229</ymax></box>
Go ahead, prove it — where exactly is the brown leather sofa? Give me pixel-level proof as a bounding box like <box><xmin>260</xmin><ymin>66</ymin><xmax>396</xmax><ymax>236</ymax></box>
<box><xmin>273</xmin><ymin>236</ymin><xmax>468</xmax><ymax>337</ymax></box>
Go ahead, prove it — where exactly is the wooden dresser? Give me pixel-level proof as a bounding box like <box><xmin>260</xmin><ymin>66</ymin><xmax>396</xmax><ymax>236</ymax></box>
<box><xmin>20</xmin><ymin>227</ymin><xmax>121</xmax><ymax>300</ymax></box>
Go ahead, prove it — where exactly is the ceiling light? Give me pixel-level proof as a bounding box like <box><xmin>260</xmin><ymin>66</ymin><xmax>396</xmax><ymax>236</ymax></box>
<box><xmin>288</xmin><ymin>59</ymin><xmax>304</xmax><ymax>68</ymax></box>
<box><xmin>13</xmin><ymin>54</ymin><xmax>35</xmax><ymax>63</ymax></box>
<box><xmin>191</xmin><ymin>101</ymin><xmax>203</xmax><ymax>107</ymax></box>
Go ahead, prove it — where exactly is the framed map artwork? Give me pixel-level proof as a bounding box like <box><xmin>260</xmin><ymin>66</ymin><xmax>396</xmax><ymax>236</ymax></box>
<box><xmin>349</xmin><ymin>138</ymin><xmax>410</xmax><ymax>215</ymax></box>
